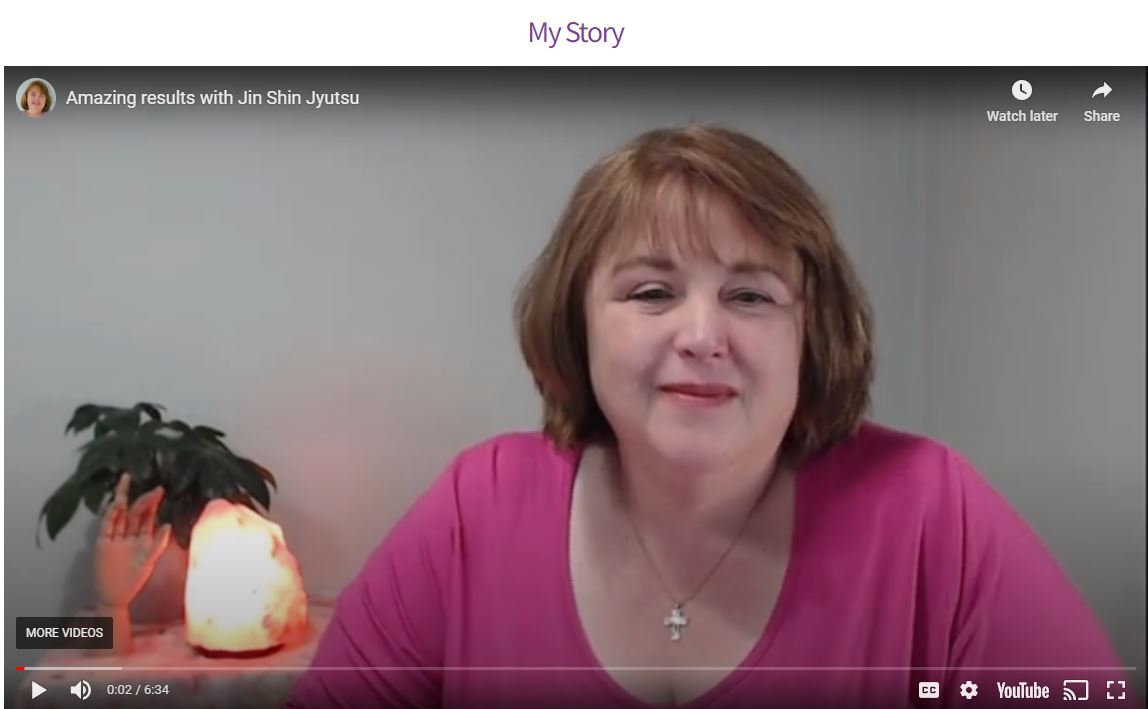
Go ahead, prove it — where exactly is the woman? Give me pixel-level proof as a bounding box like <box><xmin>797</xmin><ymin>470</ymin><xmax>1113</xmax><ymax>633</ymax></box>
<box><xmin>21</xmin><ymin>80</ymin><xmax>52</xmax><ymax>118</ymax></box>
<box><xmin>287</xmin><ymin>126</ymin><xmax>1125</xmax><ymax>708</ymax></box>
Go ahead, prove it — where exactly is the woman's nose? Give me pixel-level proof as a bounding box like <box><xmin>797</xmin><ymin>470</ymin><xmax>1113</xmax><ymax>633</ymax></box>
<box><xmin>674</xmin><ymin>296</ymin><xmax>730</xmax><ymax>360</ymax></box>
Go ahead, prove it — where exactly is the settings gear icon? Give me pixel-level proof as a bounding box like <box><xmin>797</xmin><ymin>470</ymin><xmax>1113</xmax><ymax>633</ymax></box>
<box><xmin>959</xmin><ymin>681</ymin><xmax>979</xmax><ymax>699</ymax></box>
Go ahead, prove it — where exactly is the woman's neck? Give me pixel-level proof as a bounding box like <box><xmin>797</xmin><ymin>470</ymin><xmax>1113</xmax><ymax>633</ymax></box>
<box><xmin>606</xmin><ymin>439</ymin><xmax>781</xmax><ymax>544</ymax></box>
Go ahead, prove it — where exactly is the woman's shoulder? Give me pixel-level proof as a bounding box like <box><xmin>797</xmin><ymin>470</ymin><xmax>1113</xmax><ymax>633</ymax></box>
<box><xmin>427</xmin><ymin>429</ymin><xmax>578</xmax><ymax>514</ymax></box>
<box><xmin>453</xmin><ymin>429</ymin><xmax>577</xmax><ymax>466</ymax></box>
<box><xmin>448</xmin><ymin>429</ymin><xmax>577</xmax><ymax>481</ymax></box>
<box><xmin>803</xmin><ymin>420</ymin><xmax>994</xmax><ymax>515</ymax></box>
<box><xmin>820</xmin><ymin>420</ymin><xmax>957</xmax><ymax>468</ymax></box>
<box><xmin>375</xmin><ymin>430</ymin><xmax>575</xmax><ymax>562</ymax></box>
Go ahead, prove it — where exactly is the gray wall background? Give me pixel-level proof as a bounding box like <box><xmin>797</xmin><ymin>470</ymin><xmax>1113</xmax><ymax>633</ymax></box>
<box><xmin>5</xmin><ymin>69</ymin><xmax>1144</xmax><ymax>693</ymax></box>
<box><xmin>922</xmin><ymin>80</ymin><xmax>1146</xmax><ymax>689</ymax></box>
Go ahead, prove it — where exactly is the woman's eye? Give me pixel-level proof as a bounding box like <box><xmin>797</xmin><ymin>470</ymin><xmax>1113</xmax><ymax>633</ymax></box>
<box><xmin>731</xmin><ymin>291</ymin><xmax>776</xmax><ymax>305</ymax></box>
<box><xmin>630</xmin><ymin>288</ymin><xmax>672</xmax><ymax>302</ymax></box>
<box><xmin>629</xmin><ymin>289</ymin><xmax>778</xmax><ymax>305</ymax></box>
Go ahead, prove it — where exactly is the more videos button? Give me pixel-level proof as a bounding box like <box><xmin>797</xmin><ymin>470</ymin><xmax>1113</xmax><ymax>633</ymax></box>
<box><xmin>16</xmin><ymin>616</ymin><xmax>113</xmax><ymax>650</ymax></box>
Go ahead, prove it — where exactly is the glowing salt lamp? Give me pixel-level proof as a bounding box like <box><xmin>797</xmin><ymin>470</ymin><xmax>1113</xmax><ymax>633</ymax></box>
<box><xmin>185</xmin><ymin>499</ymin><xmax>308</xmax><ymax>653</ymax></box>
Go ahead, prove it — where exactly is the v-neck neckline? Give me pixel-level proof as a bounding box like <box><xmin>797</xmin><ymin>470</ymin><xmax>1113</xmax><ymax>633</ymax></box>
<box><xmin>556</xmin><ymin>442</ymin><xmax>807</xmax><ymax>708</ymax></box>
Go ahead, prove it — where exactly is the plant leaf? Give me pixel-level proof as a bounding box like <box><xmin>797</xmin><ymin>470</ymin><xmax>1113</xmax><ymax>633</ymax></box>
<box><xmin>165</xmin><ymin>420</ymin><xmax>193</xmax><ymax>437</ymax></box>
<box><xmin>38</xmin><ymin>482</ymin><xmax>83</xmax><ymax>546</ymax></box>
<box><xmin>133</xmin><ymin>402</ymin><xmax>166</xmax><ymax>422</ymax></box>
<box><xmin>172</xmin><ymin>444</ymin><xmax>212</xmax><ymax>497</ymax></box>
<box><xmin>122</xmin><ymin>446</ymin><xmax>154</xmax><ymax>492</ymax></box>
<box><xmin>81</xmin><ymin>471</ymin><xmax>114</xmax><ymax>514</ymax></box>
<box><xmin>168</xmin><ymin>454</ymin><xmax>196</xmax><ymax>495</ymax></box>
<box><xmin>105</xmin><ymin>408</ymin><xmax>141</xmax><ymax>434</ymax></box>
<box><xmin>192</xmin><ymin>425</ymin><xmax>226</xmax><ymax>440</ymax></box>
<box><xmin>156</xmin><ymin>496</ymin><xmax>174</xmax><ymax>528</ymax></box>
<box><xmin>200</xmin><ymin>455</ymin><xmax>230</xmax><ymax>499</ymax></box>
<box><xmin>72</xmin><ymin>435</ymin><xmax>122</xmax><ymax>484</ymax></box>
<box><xmin>224</xmin><ymin>455</ymin><xmax>271</xmax><ymax>509</ymax></box>
<box><xmin>171</xmin><ymin>497</ymin><xmax>206</xmax><ymax>549</ymax></box>
<box><xmin>65</xmin><ymin>404</ymin><xmax>102</xmax><ymax>436</ymax></box>
<box><xmin>239</xmin><ymin>457</ymin><xmax>278</xmax><ymax>490</ymax></box>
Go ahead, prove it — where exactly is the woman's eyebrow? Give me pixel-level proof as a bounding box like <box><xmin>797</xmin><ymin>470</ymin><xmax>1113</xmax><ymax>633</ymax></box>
<box><xmin>728</xmin><ymin>260</ymin><xmax>789</xmax><ymax>281</ymax></box>
<box><xmin>610</xmin><ymin>255</ymin><xmax>676</xmax><ymax>275</ymax></box>
<box><xmin>611</xmin><ymin>255</ymin><xmax>789</xmax><ymax>281</ymax></box>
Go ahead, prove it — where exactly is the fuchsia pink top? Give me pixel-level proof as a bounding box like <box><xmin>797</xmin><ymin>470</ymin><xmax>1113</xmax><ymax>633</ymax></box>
<box><xmin>287</xmin><ymin>422</ymin><xmax>1128</xmax><ymax>709</ymax></box>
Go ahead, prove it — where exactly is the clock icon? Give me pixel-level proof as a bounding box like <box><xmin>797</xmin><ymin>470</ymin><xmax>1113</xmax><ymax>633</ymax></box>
<box><xmin>1012</xmin><ymin>80</ymin><xmax>1033</xmax><ymax>101</ymax></box>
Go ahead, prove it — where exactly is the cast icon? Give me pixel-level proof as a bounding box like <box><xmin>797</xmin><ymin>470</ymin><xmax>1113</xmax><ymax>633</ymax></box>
<box><xmin>1062</xmin><ymin>679</ymin><xmax>1089</xmax><ymax>700</ymax></box>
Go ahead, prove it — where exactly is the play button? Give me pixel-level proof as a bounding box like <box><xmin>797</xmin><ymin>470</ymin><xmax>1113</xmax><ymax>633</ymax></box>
<box><xmin>31</xmin><ymin>681</ymin><xmax>46</xmax><ymax>699</ymax></box>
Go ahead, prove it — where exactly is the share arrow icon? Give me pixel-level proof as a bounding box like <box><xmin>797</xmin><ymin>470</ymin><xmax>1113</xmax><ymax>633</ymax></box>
<box><xmin>1092</xmin><ymin>82</ymin><xmax>1113</xmax><ymax>98</ymax></box>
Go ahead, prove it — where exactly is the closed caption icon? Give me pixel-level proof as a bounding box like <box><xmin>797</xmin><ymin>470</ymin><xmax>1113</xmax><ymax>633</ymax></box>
<box><xmin>918</xmin><ymin>681</ymin><xmax>940</xmax><ymax>699</ymax></box>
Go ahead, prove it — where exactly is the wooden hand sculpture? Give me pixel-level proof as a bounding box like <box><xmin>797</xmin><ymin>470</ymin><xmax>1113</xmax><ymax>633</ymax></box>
<box><xmin>94</xmin><ymin>473</ymin><xmax>172</xmax><ymax>655</ymax></box>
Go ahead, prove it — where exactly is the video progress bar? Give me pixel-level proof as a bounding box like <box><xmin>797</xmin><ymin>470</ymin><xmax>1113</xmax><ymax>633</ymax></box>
<box><xmin>13</xmin><ymin>665</ymin><xmax>1140</xmax><ymax>672</ymax></box>
<box><xmin>17</xmin><ymin>667</ymin><xmax>124</xmax><ymax>671</ymax></box>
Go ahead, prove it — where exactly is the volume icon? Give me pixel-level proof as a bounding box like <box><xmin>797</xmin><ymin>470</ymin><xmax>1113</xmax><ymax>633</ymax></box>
<box><xmin>70</xmin><ymin>680</ymin><xmax>92</xmax><ymax>700</ymax></box>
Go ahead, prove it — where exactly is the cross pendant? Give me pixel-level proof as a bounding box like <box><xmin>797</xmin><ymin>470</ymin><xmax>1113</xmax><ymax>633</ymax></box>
<box><xmin>663</xmin><ymin>604</ymin><xmax>688</xmax><ymax>641</ymax></box>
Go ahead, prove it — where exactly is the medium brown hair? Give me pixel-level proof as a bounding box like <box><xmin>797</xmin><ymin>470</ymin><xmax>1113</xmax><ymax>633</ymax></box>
<box><xmin>514</xmin><ymin>124</ymin><xmax>874</xmax><ymax>468</ymax></box>
<box><xmin>21</xmin><ymin>81</ymin><xmax>53</xmax><ymax>112</ymax></box>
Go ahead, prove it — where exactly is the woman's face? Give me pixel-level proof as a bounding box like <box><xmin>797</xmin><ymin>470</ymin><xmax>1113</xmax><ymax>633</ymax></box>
<box><xmin>583</xmin><ymin>191</ymin><xmax>804</xmax><ymax>472</ymax></box>
<box><xmin>25</xmin><ymin>86</ymin><xmax>47</xmax><ymax>114</ymax></box>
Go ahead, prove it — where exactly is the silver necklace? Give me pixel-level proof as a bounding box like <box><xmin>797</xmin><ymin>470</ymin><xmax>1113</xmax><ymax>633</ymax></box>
<box><xmin>621</xmin><ymin>481</ymin><xmax>767</xmax><ymax>642</ymax></box>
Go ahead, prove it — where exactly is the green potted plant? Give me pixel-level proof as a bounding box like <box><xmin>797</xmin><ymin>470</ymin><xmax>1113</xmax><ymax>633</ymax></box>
<box><xmin>38</xmin><ymin>402</ymin><xmax>278</xmax><ymax>622</ymax></box>
<box><xmin>39</xmin><ymin>402</ymin><xmax>278</xmax><ymax>550</ymax></box>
